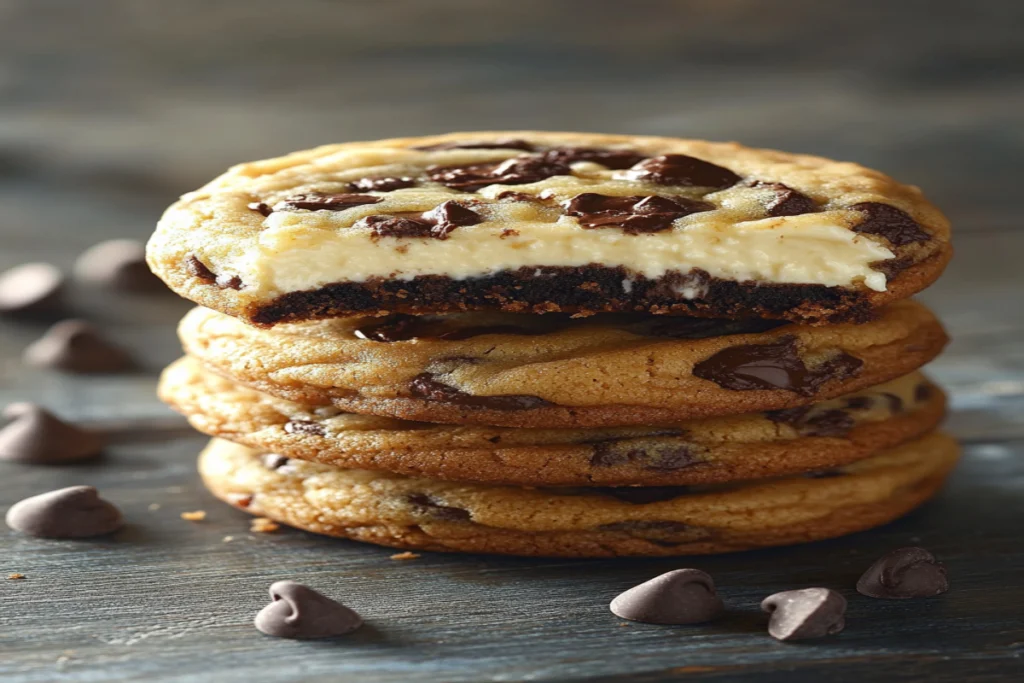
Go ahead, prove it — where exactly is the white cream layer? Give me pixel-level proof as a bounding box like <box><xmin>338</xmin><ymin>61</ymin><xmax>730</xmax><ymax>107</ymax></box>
<box><xmin>251</xmin><ymin>210</ymin><xmax>894</xmax><ymax>295</ymax></box>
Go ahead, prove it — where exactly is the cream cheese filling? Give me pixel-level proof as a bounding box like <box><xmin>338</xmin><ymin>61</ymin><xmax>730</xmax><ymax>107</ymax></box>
<box><xmin>251</xmin><ymin>211</ymin><xmax>894</xmax><ymax>296</ymax></box>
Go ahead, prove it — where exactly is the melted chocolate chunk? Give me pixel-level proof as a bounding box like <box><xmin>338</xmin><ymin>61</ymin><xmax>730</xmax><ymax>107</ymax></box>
<box><xmin>248</xmin><ymin>201</ymin><xmax>272</xmax><ymax>217</ymax></box>
<box><xmin>851</xmin><ymin>202</ymin><xmax>931</xmax><ymax>246</ymax></box>
<box><xmin>540</xmin><ymin>147</ymin><xmax>647</xmax><ymax>170</ymax></box>
<box><xmin>421</xmin><ymin>200</ymin><xmax>483</xmax><ymax>238</ymax></box>
<box><xmin>415</xmin><ymin>139</ymin><xmax>535</xmax><ymax>152</ymax></box>
<box><xmin>428</xmin><ymin>157</ymin><xmax>572</xmax><ymax>191</ymax></box>
<box><xmin>844</xmin><ymin>396</ymin><xmax>872</xmax><ymax>410</ymax></box>
<box><xmin>408</xmin><ymin>373</ymin><xmax>551</xmax><ymax>411</ymax></box>
<box><xmin>590</xmin><ymin>440</ymin><xmax>699</xmax><ymax>471</ymax></box>
<box><xmin>693</xmin><ymin>336</ymin><xmax>863</xmax><ymax>397</ymax></box>
<box><xmin>628</xmin><ymin>154</ymin><xmax>740</xmax><ymax>189</ymax></box>
<box><xmin>883</xmin><ymin>393</ymin><xmax>904</xmax><ymax>413</ymax></box>
<box><xmin>752</xmin><ymin>181</ymin><xmax>816</xmax><ymax>217</ymax></box>
<box><xmin>275</xmin><ymin>193</ymin><xmax>382</xmax><ymax>212</ymax></box>
<box><xmin>914</xmin><ymin>382</ymin><xmax>933</xmax><ymax>403</ymax></box>
<box><xmin>284</xmin><ymin>420</ymin><xmax>326</xmax><ymax>436</ymax></box>
<box><xmin>406</xmin><ymin>493</ymin><xmax>471</xmax><ymax>521</ymax></box>
<box><xmin>595</xmin><ymin>486</ymin><xmax>691</xmax><ymax>504</ymax></box>
<box><xmin>766</xmin><ymin>406</ymin><xmax>855</xmax><ymax>436</ymax></box>
<box><xmin>871</xmin><ymin>257</ymin><xmax>913</xmax><ymax>280</ymax></box>
<box><xmin>261</xmin><ymin>454</ymin><xmax>290</xmax><ymax>470</ymax></box>
<box><xmin>347</xmin><ymin>176</ymin><xmax>416</xmax><ymax>192</ymax></box>
<box><xmin>359</xmin><ymin>201</ymin><xmax>481</xmax><ymax>240</ymax></box>
<box><xmin>217</xmin><ymin>274</ymin><xmax>243</xmax><ymax>290</ymax></box>
<box><xmin>564</xmin><ymin>193</ymin><xmax>713</xmax><ymax>234</ymax></box>
<box><xmin>186</xmin><ymin>255</ymin><xmax>217</xmax><ymax>284</ymax></box>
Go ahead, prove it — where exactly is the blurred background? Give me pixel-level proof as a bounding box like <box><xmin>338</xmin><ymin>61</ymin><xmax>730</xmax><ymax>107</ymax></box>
<box><xmin>1</xmin><ymin>0</ymin><xmax>1021</xmax><ymax>416</ymax></box>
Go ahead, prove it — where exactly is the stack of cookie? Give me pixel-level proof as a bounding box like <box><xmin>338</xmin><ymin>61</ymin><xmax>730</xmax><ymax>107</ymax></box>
<box><xmin>149</xmin><ymin>132</ymin><xmax>956</xmax><ymax>557</ymax></box>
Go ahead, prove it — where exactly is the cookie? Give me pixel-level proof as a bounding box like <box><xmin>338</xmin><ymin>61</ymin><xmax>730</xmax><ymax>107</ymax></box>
<box><xmin>178</xmin><ymin>300</ymin><xmax>947</xmax><ymax>428</ymax></box>
<box><xmin>198</xmin><ymin>432</ymin><xmax>960</xmax><ymax>557</ymax></box>
<box><xmin>147</xmin><ymin>132</ymin><xmax>952</xmax><ymax>327</ymax></box>
<box><xmin>162</xmin><ymin>356</ymin><xmax>945</xmax><ymax>486</ymax></box>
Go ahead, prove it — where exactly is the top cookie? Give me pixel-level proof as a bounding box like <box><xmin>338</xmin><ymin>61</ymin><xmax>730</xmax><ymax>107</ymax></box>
<box><xmin>147</xmin><ymin>132</ymin><xmax>952</xmax><ymax>326</ymax></box>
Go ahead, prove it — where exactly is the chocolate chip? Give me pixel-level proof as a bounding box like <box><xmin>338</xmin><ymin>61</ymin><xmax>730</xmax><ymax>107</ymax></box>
<box><xmin>761</xmin><ymin>588</ymin><xmax>846</xmax><ymax>641</ymax></box>
<box><xmin>406</xmin><ymin>493</ymin><xmax>471</xmax><ymax>522</ymax></box>
<box><xmin>914</xmin><ymin>382</ymin><xmax>933</xmax><ymax>403</ymax></box>
<box><xmin>420</xmin><ymin>200</ymin><xmax>483</xmax><ymax>238</ymax></box>
<box><xmin>871</xmin><ymin>257</ymin><xmax>913</xmax><ymax>280</ymax></box>
<box><xmin>274</xmin><ymin>193</ymin><xmax>383</xmax><ymax>212</ymax></box>
<box><xmin>844</xmin><ymin>396</ymin><xmax>872</xmax><ymax>410</ymax></box>
<box><xmin>851</xmin><ymin>202</ymin><xmax>931</xmax><ymax>246</ymax></box>
<box><xmin>360</xmin><ymin>201</ymin><xmax>481</xmax><ymax>240</ymax></box>
<box><xmin>752</xmin><ymin>181</ymin><xmax>816</xmax><ymax>217</ymax></box>
<box><xmin>428</xmin><ymin>157</ymin><xmax>572</xmax><ymax>191</ymax></box>
<box><xmin>408</xmin><ymin>373</ymin><xmax>551</xmax><ymax>411</ymax></box>
<box><xmin>596</xmin><ymin>486</ymin><xmax>691</xmax><ymax>504</ymax></box>
<box><xmin>261</xmin><ymin>454</ymin><xmax>290</xmax><ymax>470</ymax></box>
<box><xmin>693</xmin><ymin>336</ymin><xmax>862</xmax><ymax>397</ymax></box>
<box><xmin>540</xmin><ymin>147</ymin><xmax>647</xmax><ymax>170</ymax></box>
<box><xmin>23</xmin><ymin>320</ymin><xmax>135</xmax><ymax>373</ymax></box>
<box><xmin>217</xmin><ymin>274</ymin><xmax>243</xmax><ymax>290</ymax></box>
<box><xmin>73</xmin><ymin>239</ymin><xmax>165</xmax><ymax>292</ymax></box>
<box><xmin>0</xmin><ymin>403</ymin><xmax>105</xmax><ymax>464</ymax></box>
<box><xmin>248</xmin><ymin>201</ymin><xmax>273</xmax><ymax>217</ymax></box>
<box><xmin>0</xmin><ymin>263</ymin><xmax>64</xmax><ymax>313</ymax></box>
<box><xmin>768</xmin><ymin>405</ymin><xmax>855</xmax><ymax>436</ymax></box>
<box><xmin>590</xmin><ymin>441</ymin><xmax>699</xmax><ymax>471</ymax></box>
<box><xmin>254</xmin><ymin>581</ymin><xmax>363</xmax><ymax>639</ymax></box>
<box><xmin>5</xmin><ymin>486</ymin><xmax>122</xmax><ymax>538</ymax></box>
<box><xmin>883</xmin><ymin>392</ymin><xmax>904</xmax><ymax>413</ymax></box>
<box><xmin>284</xmin><ymin>420</ymin><xmax>325</xmax><ymax>436</ymax></box>
<box><xmin>610</xmin><ymin>569</ymin><xmax>724</xmax><ymax>624</ymax></box>
<box><xmin>628</xmin><ymin>154</ymin><xmax>740</xmax><ymax>189</ymax></box>
<box><xmin>564</xmin><ymin>193</ymin><xmax>713</xmax><ymax>234</ymax></box>
<box><xmin>415</xmin><ymin>139</ymin><xmax>535</xmax><ymax>152</ymax></box>
<box><xmin>856</xmin><ymin>547</ymin><xmax>949</xmax><ymax>599</ymax></box>
<box><xmin>347</xmin><ymin>176</ymin><xmax>416</xmax><ymax>192</ymax></box>
<box><xmin>185</xmin><ymin>255</ymin><xmax>216</xmax><ymax>283</ymax></box>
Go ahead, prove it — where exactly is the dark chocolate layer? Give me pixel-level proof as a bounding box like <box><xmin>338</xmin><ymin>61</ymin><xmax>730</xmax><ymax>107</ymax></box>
<box><xmin>250</xmin><ymin>265</ymin><xmax>875</xmax><ymax>326</ymax></box>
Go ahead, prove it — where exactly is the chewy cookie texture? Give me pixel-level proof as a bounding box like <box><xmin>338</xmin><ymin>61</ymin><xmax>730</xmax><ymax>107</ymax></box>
<box><xmin>150</xmin><ymin>131</ymin><xmax>955</xmax><ymax>558</ymax></box>
<box><xmin>147</xmin><ymin>132</ymin><xmax>951</xmax><ymax>326</ymax></box>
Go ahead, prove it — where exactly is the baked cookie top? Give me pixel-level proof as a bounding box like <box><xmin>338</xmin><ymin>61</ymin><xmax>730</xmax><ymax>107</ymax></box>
<box><xmin>148</xmin><ymin>132</ymin><xmax>952</xmax><ymax>326</ymax></box>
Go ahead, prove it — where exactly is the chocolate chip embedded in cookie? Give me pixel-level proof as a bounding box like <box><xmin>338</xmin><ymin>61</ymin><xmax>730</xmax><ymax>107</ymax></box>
<box><xmin>198</xmin><ymin>432</ymin><xmax>961</xmax><ymax>557</ymax></box>
<box><xmin>146</xmin><ymin>131</ymin><xmax>952</xmax><ymax>326</ymax></box>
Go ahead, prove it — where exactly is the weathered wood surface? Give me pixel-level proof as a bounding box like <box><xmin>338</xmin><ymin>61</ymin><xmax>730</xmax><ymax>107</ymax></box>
<box><xmin>2</xmin><ymin>1</ymin><xmax>1023</xmax><ymax>681</ymax></box>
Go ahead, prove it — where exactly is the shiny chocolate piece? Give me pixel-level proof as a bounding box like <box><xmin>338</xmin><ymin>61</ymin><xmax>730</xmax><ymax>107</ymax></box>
<box><xmin>564</xmin><ymin>193</ymin><xmax>713</xmax><ymax>234</ymax></box>
<box><xmin>540</xmin><ymin>147</ymin><xmax>647</xmax><ymax>169</ymax></box>
<box><xmin>73</xmin><ymin>239</ymin><xmax>165</xmax><ymax>292</ymax></box>
<box><xmin>23</xmin><ymin>320</ymin><xmax>135</xmax><ymax>373</ymax></box>
<box><xmin>347</xmin><ymin>176</ymin><xmax>416</xmax><ymax>192</ymax></box>
<box><xmin>273</xmin><ymin>193</ymin><xmax>382</xmax><ymax>212</ymax></box>
<box><xmin>610</xmin><ymin>569</ymin><xmax>724</xmax><ymax>624</ymax></box>
<box><xmin>406</xmin><ymin>493</ymin><xmax>471</xmax><ymax>521</ymax></box>
<box><xmin>856</xmin><ymin>547</ymin><xmax>949</xmax><ymax>599</ymax></box>
<box><xmin>254</xmin><ymin>581</ymin><xmax>363</xmax><ymax>639</ymax></box>
<box><xmin>0</xmin><ymin>403</ymin><xmax>105</xmax><ymax>464</ymax></box>
<box><xmin>766</xmin><ymin>406</ymin><xmax>855</xmax><ymax>437</ymax></box>
<box><xmin>360</xmin><ymin>201</ymin><xmax>481</xmax><ymax>240</ymax></box>
<box><xmin>851</xmin><ymin>202</ymin><xmax>931</xmax><ymax>246</ymax></box>
<box><xmin>627</xmin><ymin>154</ymin><xmax>740</xmax><ymax>189</ymax></box>
<box><xmin>761</xmin><ymin>588</ymin><xmax>847</xmax><ymax>641</ymax></box>
<box><xmin>428</xmin><ymin>157</ymin><xmax>572</xmax><ymax>192</ymax></box>
<box><xmin>6</xmin><ymin>486</ymin><xmax>123</xmax><ymax>538</ymax></box>
<box><xmin>408</xmin><ymin>373</ymin><xmax>551</xmax><ymax>411</ymax></box>
<box><xmin>415</xmin><ymin>139</ymin><xmax>535</xmax><ymax>152</ymax></box>
<box><xmin>420</xmin><ymin>200</ymin><xmax>483</xmax><ymax>238</ymax></box>
<box><xmin>0</xmin><ymin>263</ymin><xmax>64</xmax><ymax>314</ymax></box>
<box><xmin>753</xmin><ymin>181</ymin><xmax>816</xmax><ymax>217</ymax></box>
<box><xmin>692</xmin><ymin>336</ymin><xmax>862</xmax><ymax>397</ymax></box>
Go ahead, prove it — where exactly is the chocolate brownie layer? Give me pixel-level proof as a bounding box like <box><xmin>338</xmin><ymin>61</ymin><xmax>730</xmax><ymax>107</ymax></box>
<box><xmin>148</xmin><ymin>131</ymin><xmax>952</xmax><ymax>326</ymax></box>
<box><xmin>178</xmin><ymin>299</ymin><xmax>948</xmax><ymax>428</ymax></box>
<box><xmin>198</xmin><ymin>432</ymin><xmax>960</xmax><ymax>557</ymax></box>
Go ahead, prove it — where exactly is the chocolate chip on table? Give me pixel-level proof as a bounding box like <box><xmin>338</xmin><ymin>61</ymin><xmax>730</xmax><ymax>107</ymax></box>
<box><xmin>23</xmin><ymin>320</ymin><xmax>135</xmax><ymax>373</ymax></box>
<box><xmin>254</xmin><ymin>581</ymin><xmax>363</xmax><ymax>639</ymax></box>
<box><xmin>610</xmin><ymin>569</ymin><xmax>724</xmax><ymax>624</ymax></box>
<box><xmin>850</xmin><ymin>202</ymin><xmax>931</xmax><ymax>246</ymax></box>
<box><xmin>0</xmin><ymin>262</ymin><xmax>64</xmax><ymax>314</ymax></box>
<box><xmin>5</xmin><ymin>486</ymin><xmax>122</xmax><ymax>538</ymax></box>
<box><xmin>406</xmin><ymin>493</ymin><xmax>471</xmax><ymax>522</ymax></box>
<box><xmin>564</xmin><ymin>193</ymin><xmax>713</xmax><ymax>234</ymax></box>
<box><xmin>692</xmin><ymin>336</ymin><xmax>863</xmax><ymax>397</ymax></box>
<box><xmin>627</xmin><ymin>154</ymin><xmax>741</xmax><ymax>189</ymax></box>
<box><xmin>347</xmin><ymin>176</ymin><xmax>417</xmax><ymax>192</ymax></box>
<box><xmin>856</xmin><ymin>547</ymin><xmax>949</xmax><ymax>599</ymax></box>
<box><xmin>73</xmin><ymin>239</ymin><xmax>165</xmax><ymax>292</ymax></box>
<box><xmin>761</xmin><ymin>588</ymin><xmax>847</xmax><ymax>641</ymax></box>
<box><xmin>273</xmin><ymin>193</ymin><xmax>383</xmax><ymax>212</ymax></box>
<box><xmin>0</xmin><ymin>403</ymin><xmax>105</xmax><ymax>464</ymax></box>
<box><xmin>540</xmin><ymin>147</ymin><xmax>648</xmax><ymax>169</ymax></box>
<box><xmin>414</xmin><ymin>139</ymin><xmax>536</xmax><ymax>152</ymax></box>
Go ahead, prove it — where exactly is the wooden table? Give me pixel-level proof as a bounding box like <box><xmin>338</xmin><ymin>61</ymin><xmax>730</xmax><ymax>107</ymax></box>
<box><xmin>2</xmin><ymin>2</ymin><xmax>1022</xmax><ymax>680</ymax></box>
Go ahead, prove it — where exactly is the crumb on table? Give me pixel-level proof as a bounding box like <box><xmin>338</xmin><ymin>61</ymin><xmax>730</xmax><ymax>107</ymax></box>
<box><xmin>250</xmin><ymin>517</ymin><xmax>280</xmax><ymax>533</ymax></box>
<box><xmin>8</xmin><ymin>573</ymin><xmax>26</xmax><ymax>580</ymax></box>
<box><xmin>390</xmin><ymin>551</ymin><xmax>421</xmax><ymax>561</ymax></box>
<box><xmin>180</xmin><ymin>510</ymin><xmax>207</xmax><ymax>522</ymax></box>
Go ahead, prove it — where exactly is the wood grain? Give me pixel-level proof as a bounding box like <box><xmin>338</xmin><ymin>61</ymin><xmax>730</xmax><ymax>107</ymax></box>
<box><xmin>1</xmin><ymin>1</ymin><xmax>1023</xmax><ymax>681</ymax></box>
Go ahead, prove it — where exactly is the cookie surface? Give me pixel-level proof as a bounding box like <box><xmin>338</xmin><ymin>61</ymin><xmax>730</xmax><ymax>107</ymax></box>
<box><xmin>163</xmin><ymin>357</ymin><xmax>945</xmax><ymax>486</ymax></box>
<box><xmin>199</xmin><ymin>432</ymin><xmax>960</xmax><ymax>557</ymax></box>
<box><xmin>179</xmin><ymin>300</ymin><xmax>947</xmax><ymax>427</ymax></box>
<box><xmin>147</xmin><ymin>132</ymin><xmax>951</xmax><ymax>326</ymax></box>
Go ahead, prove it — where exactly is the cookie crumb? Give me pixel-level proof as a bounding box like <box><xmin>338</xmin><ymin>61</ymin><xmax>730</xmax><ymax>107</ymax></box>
<box><xmin>250</xmin><ymin>517</ymin><xmax>280</xmax><ymax>533</ymax></box>
<box><xmin>222</xmin><ymin>535</ymin><xmax>235</xmax><ymax>543</ymax></box>
<box><xmin>390</xmin><ymin>551</ymin><xmax>421</xmax><ymax>561</ymax></box>
<box><xmin>148</xmin><ymin>503</ymin><xmax>161</xmax><ymax>511</ymax></box>
<box><xmin>180</xmin><ymin>510</ymin><xmax>207</xmax><ymax>522</ymax></box>
<box><xmin>8</xmin><ymin>573</ymin><xmax>26</xmax><ymax>580</ymax></box>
